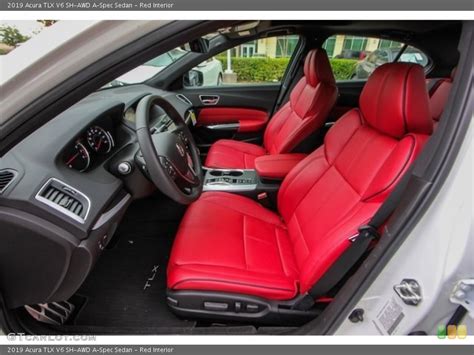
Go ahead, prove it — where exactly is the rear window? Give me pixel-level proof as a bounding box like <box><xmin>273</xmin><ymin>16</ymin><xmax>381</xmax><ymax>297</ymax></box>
<box><xmin>322</xmin><ymin>35</ymin><xmax>429</xmax><ymax>81</ymax></box>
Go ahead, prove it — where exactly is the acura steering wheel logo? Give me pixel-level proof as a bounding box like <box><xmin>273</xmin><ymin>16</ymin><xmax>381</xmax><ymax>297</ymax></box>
<box><xmin>176</xmin><ymin>143</ymin><xmax>185</xmax><ymax>157</ymax></box>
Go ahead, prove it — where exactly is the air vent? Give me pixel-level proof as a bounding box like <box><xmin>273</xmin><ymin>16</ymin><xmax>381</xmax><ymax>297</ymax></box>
<box><xmin>176</xmin><ymin>94</ymin><xmax>192</xmax><ymax>105</ymax></box>
<box><xmin>36</xmin><ymin>178</ymin><xmax>90</xmax><ymax>223</ymax></box>
<box><xmin>0</xmin><ymin>169</ymin><xmax>17</xmax><ymax>193</ymax></box>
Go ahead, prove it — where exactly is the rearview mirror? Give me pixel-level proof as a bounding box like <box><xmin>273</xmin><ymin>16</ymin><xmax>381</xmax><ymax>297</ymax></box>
<box><xmin>188</xmin><ymin>38</ymin><xmax>210</xmax><ymax>54</ymax></box>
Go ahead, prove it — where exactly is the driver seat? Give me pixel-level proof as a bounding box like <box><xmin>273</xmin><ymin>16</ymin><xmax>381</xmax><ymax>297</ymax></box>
<box><xmin>167</xmin><ymin>63</ymin><xmax>433</xmax><ymax>324</ymax></box>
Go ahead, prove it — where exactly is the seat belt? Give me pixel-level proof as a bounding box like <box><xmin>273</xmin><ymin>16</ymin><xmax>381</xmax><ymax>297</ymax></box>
<box><xmin>294</xmin><ymin>166</ymin><xmax>415</xmax><ymax>311</ymax></box>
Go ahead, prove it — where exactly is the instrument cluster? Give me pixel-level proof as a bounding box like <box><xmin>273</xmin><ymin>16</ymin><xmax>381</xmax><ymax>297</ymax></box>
<box><xmin>63</xmin><ymin>125</ymin><xmax>115</xmax><ymax>172</ymax></box>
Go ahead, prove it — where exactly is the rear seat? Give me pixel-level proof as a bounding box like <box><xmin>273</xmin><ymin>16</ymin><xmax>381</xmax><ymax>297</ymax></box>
<box><xmin>427</xmin><ymin>67</ymin><xmax>456</xmax><ymax>130</ymax></box>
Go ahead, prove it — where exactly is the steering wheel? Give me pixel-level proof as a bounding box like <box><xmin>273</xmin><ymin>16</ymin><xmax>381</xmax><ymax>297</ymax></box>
<box><xmin>135</xmin><ymin>95</ymin><xmax>203</xmax><ymax>204</ymax></box>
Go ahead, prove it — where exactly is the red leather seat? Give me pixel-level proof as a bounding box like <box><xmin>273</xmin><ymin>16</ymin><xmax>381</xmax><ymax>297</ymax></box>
<box><xmin>168</xmin><ymin>63</ymin><xmax>432</xmax><ymax>304</ymax></box>
<box><xmin>204</xmin><ymin>49</ymin><xmax>337</xmax><ymax>169</ymax></box>
<box><xmin>429</xmin><ymin>67</ymin><xmax>456</xmax><ymax>130</ymax></box>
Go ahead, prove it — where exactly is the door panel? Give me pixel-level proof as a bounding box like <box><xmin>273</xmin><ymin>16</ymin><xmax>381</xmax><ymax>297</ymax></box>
<box><xmin>197</xmin><ymin>107</ymin><xmax>269</xmax><ymax>133</ymax></box>
<box><xmin>177</xmin><ymin>84</ymin><xmax>281</xmax><ymax>151</ymax></box>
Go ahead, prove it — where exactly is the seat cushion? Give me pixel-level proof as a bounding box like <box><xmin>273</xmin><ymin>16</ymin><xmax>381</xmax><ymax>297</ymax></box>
<box><xmin>167</xmin><ymin>192</ymin><xmax>299</xmax><ymax>300</ymax></box>
<box><xmin>204</xmin><ymin>139</ymin><xmax>267</xmax><ymax>169</ymax></box>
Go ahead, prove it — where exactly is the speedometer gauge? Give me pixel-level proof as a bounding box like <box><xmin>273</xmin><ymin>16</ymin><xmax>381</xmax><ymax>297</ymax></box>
<box><xmin>64</xmin><ymin>142</ymin><xmax>90</xmax><ymax>172</ymax></box>
<box><xmin>86</xmin><ymin>126</ymin><xmax>114</xmax><ymax>154</ymax></box>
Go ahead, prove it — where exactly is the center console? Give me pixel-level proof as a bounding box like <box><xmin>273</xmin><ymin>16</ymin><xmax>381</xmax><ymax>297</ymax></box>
<box><xmin>202</xmin><ymin>168</ymin><xmax>282</xmax><ymax>201</ymax></box>
<box><xmin>203</xmin><ymin>169</ymin><xmax>259</xmax><ymax>193</ymax></box>
<box><xmin>202</xmin><ymin>154</ymin><xmax>307</xmax><ymax>199</ymax></box>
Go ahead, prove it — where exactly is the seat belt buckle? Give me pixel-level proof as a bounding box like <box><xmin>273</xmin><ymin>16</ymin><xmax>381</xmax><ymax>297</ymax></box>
<box><xmin>257</xmin><ymin>192</ymin><xmax>273</xmax><ymax>209</ymax></box>
<box><xmin>257</xmin><ymin>192</ymin><xmax>268</xmax><ymax>200</ymax></box>
<box><xmin>357</xmin><ymin>225</ymin><xmax>380</xmax><ymax>241</ymax></box>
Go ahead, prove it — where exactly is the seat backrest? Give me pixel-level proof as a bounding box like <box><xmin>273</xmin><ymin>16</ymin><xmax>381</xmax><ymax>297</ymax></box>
<box><xmin>429</xmin><ymin>67</ymin><xmax>456</xmax><ymax>130</ymax></box>
<box><xmin>263</xmin><ymin>48</ymin><xmax>337</xmax><ymax>155</ymax></box>
<box><xmin>277</xmin><ymin>63</ymin><xmax>433</xmax><ymax>294</ymax></box>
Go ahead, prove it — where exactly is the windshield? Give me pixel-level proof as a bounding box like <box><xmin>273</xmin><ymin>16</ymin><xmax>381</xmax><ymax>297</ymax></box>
<box><xmin>103</xmin><ymin>47</ymin><xmax>189</xmax><ymax>88</ymax></box>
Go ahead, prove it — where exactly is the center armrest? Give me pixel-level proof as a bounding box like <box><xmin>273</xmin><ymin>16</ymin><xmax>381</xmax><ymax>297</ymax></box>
<box><xmin>255</xmin><ymin>154</ymin><xmax>307</xmax><ymax>180</ymax></box>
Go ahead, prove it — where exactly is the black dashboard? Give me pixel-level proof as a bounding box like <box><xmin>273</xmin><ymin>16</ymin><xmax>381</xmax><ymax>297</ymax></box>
<box><xmin>0</xmin><ymin>84</ymin><xmax>195</xmax><ymax>308</ymax></box>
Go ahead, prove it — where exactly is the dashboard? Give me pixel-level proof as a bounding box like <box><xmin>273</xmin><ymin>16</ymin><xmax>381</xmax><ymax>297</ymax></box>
<box><xmin>0</xmin><ymin>84</ymin><xmax>195</xmax><ymax>308</ymax></box>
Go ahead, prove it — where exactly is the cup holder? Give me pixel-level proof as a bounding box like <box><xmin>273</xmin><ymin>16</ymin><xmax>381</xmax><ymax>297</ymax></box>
<box><xmin>208</xmin><ymin>170</ymin><xmax>243</xmax><ymax>177</ymax></box>
<box><xmin>227</xmin><ymin>171</ymin><xmax>243</xmax><ymax>177</ymax></box>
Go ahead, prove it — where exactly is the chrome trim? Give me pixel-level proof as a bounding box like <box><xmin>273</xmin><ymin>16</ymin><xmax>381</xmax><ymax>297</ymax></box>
<box><xmin>0</xmin><ymin>169</ymin><xmax>18</xmax><ymax>194</ymax></box>
<box><xmin>176</xmin><ymin>93</ymin><xmax>192</xmax><ymax>105</ymax></box>
<box><xmin>35</xmin><ymin>178</ymin><xmax>91</xmax><ymax>224</ymax></box>
<box><xmin>203</xmin><ymin>182</ymin><xmax>257</xmax><ymax>192</ymax></box>
<box><xmin>93</xmin><ymin>193</ymin><xmax>131</xmax><ymax>230</ymax></box>
<box><xmin>202</xmin><ymin>167</ymin><xmax>254</xmax><ymax>173</ymax></box>
<box><xmin>199</xmin><ymin>95</ymin><xmax>220</xmax><ymax>106</ymax></box>
<box><xmin>202</xmin><ymin>168</ymin><xmax>257</xmax><ymax>192</ymax></box>
<box><xmin>205</xmin><ymin>123</ymin><xmax>239</xmax><ymax>131</ymax></box>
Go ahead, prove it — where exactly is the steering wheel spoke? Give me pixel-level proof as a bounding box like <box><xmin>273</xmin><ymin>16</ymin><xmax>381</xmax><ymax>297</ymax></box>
<box><xmin>159</xmin><ymin>156</ymin><xmax>178</xmax><ymax>180</ymax></box>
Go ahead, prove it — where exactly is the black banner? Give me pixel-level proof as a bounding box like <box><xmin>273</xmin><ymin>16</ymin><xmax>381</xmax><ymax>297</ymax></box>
<box><xmin>2</xmin><ymin>0</ymin><xmax>473</xmax><ymax>11</ymax></box>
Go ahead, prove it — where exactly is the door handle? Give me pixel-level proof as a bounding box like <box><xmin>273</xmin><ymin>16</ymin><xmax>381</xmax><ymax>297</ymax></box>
<box><xmin>199</xmin><ymin>95</ymin><xmax>220</xmax><ymax>106</ymax></box>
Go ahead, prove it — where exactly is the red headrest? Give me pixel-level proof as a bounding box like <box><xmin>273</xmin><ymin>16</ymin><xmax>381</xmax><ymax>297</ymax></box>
<box><xmin>360</xmin><ymin>63</ymin><xmax>433</xmax><ymax>139</ymax></box>
<box><xmin>304</xmin><ymin>48</ymin><xmax>336</xmax><ymax>87</ymax></box>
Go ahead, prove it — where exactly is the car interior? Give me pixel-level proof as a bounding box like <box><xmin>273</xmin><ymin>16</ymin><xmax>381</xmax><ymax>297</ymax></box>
<box><xmin>0</xmin><ymin>20</ymin><xmax>467</xmax><ymax>335</ymax></box>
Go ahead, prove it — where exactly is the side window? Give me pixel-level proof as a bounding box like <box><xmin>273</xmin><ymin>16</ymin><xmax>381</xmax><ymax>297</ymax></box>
<box><xmin>322</xmin><ymin>35</ymin><xmax>429</xmax><ymax>81</ymax></box>
<box><xmin>107</xmin><ymin>47</ymin><xmax>189</xmax><ymax>87</ymax></box>
<box><xmin>183</xmin><ymin>35</ymin><xmax>300</xmax><ymax>88</ymax></box>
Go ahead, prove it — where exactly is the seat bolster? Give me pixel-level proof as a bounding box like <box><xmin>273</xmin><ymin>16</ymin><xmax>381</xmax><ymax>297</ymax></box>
<box><xmin>168</xmin><ymin>264</ymin><xmax>298</xmax><ymax>300</ymax></box>
<box><xmin>362</xmin><ymin>133</ymin><xmax>430</xmax><ymax>202</ymax></box>
<box><xmin>205</xmin><ymin>139</ymin><xmax>267</xmax><ymax>169</ymax></box>
<box><xmin>298</xmin><ymin>202</ymin><xmax>380</xmax><ymax>293</ymax></box>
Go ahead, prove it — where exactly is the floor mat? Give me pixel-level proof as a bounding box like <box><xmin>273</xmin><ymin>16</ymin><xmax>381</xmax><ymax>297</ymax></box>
<box><xmin>73</xmin><ymin>197</ymin><xmax>194</xmax><ymax>328</ymax></box>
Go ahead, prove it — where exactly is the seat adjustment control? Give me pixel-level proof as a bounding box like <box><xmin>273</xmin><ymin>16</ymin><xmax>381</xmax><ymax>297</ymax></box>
<box><xmin>204</xmin><ymin>301</ymin><xmax>229</xmax><ymax>311</ymax></box>
<box><xmin>246</xmin><ymin>304</ymin><xmax>259</xmax><ymax>313</ymax></box>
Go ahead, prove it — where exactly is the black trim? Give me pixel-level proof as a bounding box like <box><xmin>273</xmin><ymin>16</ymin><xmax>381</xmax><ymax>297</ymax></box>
<box><xmin>166</xmin><ymin>289</ymin><xmax>320</xmax><ymax>326</ymax></box>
